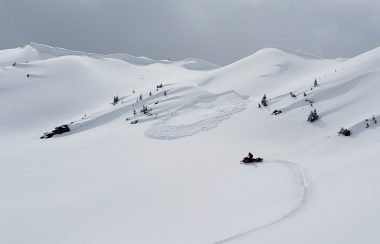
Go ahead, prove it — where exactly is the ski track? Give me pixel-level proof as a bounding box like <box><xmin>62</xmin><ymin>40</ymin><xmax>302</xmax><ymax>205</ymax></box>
<box><xmin>215</xmin><ymin>160</ymin><xmax>311</xmax><ymax>244</ymax></box>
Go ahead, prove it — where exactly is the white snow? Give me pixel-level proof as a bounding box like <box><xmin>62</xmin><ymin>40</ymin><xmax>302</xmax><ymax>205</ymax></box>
<box><xmin>1</xmin><ymin>43</ymin><xmax>380</xmax><ymax>244</ymax></box>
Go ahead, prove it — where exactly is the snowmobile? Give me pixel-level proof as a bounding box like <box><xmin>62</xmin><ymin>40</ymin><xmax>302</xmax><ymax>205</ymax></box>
<box><xmin>240</xmin><ymin>157</ymin><xmax>263</xmax><ymax>164</ymax></box>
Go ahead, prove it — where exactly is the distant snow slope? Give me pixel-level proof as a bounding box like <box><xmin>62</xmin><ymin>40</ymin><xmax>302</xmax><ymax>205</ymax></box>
<box><xmin>0</xmin><ymin>44</ymin><xmax>380</xmax><ymax>244</ymax></box>
<box><xmin>0</xmin><ymin>42</ymin><xmax>220</xmax><ymax>70</ymax></box>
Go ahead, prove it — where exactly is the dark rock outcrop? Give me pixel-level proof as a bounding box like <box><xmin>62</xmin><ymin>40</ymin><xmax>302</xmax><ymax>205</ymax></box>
<box><xmin>40</xmin><ymin>124</ymin><xmax>70</xmax><ymax>139</ymax></box>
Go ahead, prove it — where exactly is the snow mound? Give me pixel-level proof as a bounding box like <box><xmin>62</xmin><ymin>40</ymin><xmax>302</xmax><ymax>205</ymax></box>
<box><xmin>0</xmin><ymin>45</ymin><xmax>38</xmax><ymax>67</ymax></box>
<box><xmin>178</xmin><ymin>58</ymin><xmax>220</xmax><ymax>70</ymax></box>
<box><xmin>346</xmin><ymin>114</ymin><xmax>379</xmax><ymax>137</ymax></box>
<box><xmin>198</xmin><ymin>46</ymin><xmax>340</xmax><ymax>95</ymax></box>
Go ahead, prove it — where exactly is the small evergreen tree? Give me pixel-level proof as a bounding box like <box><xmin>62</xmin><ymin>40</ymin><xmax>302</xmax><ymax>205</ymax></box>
<box><xmin>164</xmin><ymin>91</ymin><xmax>167</xmax><ymax>96</ymax></box>
<box><xmin>314</xmin><ymin>78</ymin><xmax>318</xmax><ymax>87</ymax></box>
<box><xmin>140</xmin><ymin>105</ymin><xmax>152</xmax><ymax>114</ymax></box>
<box><xmin>149</xmin><ymin>91</ymin><xmax>152</xmax><ymax>96</ymax></box>
<box><xmin>113</xmin><ymin>95</ymin><xmax>119</xmax><ymax>104</ymax></box>
<box><xmin>338</xmin><ymin>127</ymin><xmax>351</xmax><ymax>136</ymax></box>
<box><xmin>133</xmin><ymin>109</ymin><xmax>137</xmax><ymax>115</ymax></box>
<box><xmin>261</xmin><ymin>94</ymin><xmax>268</xmax><ymax>106</ymax></box>
<box><xmin>303</xmin><ymin>92</ymin><xmax>307</xmax><ymax>97</ymax></box>
<box><xmin>139</xmin><ymin>94</ymin><xmax>143</xmax><ymax>101</ymax></box>
<box><xmin>307</xmin><ymin>109</ymin><xmax>319</xmax><ymax>122</ymax></box>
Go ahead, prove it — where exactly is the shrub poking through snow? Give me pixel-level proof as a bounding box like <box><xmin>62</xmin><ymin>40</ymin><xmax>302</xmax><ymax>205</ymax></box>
<box><xmin>261</xmin><ymin>94</ymin><xmax>268</xmax><ymax>107</ymax></box>
<box><xmin>338</xmin><ymin>127</ymin><xmax>351</xmax><ymax>136</ymax></box>
<box><xmin>164</xmin><ymin>90</ymin><xmax>167</xmax><ymax>96</ymax></box>
<box><xmin>113</xmin><ymin>95</ymin><xmax>119</xmax><ymax>105</ymax></box>
<box><xmin>149</xmin><ymin>91</ymin><xmax>152</xmax><ymax>96</ymax></box>
<box><xmin>365</xmin><ymin>119</ymin><xmax>370</xmax><ymax>128</ymax></box>
<box><xmin>307</xmin><ymin>109</ymin><xmax>319</xmax><ymax>122</ymax></box>
<box><xmin>304</xmin><ymin>92</ymin><xmax>307</xmax><ymax>97</ymax></box>
<box><xmin>141</xmin><ymin>105</ymin><xmax>152</xmax><ymax>115</ymax></box>
<box><xmin>290</xmin><ymin>92</ymin><xmax>296</xmax><ymax>98</ymax></box>
<box><xmin>314</xmin><ymin>78</ymin><xmax>318</xmax><ymax>87</ymax></box>
<box><xmin>157</xmin><ymin>83</ymin><xmax>163</xmax><ymax>89</ymax></box>
<box><xmin>139</xmin><ymin>94</ymin><xmax>143</xmax><ymax>101</ymax></box>
<box><xmin>130</xmin><ymin>119</ymin><xmax>138</xmax><ymax>124</ymax></box>
<box><xmin>272</xmin><ymin>109</ymin><xmax>282</xmax><ymax>115</ymax></box>
<box><xmin>373</xmin><ymin>115</ymin><xmax>377</xmax><ymax>124</ymax></box>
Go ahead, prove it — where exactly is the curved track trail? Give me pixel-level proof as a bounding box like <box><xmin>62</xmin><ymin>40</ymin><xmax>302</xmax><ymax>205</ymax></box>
<box><xmin>215</xmin><ymin>160</ymin><xmax>311</xmax><ymax>243</ymax></box>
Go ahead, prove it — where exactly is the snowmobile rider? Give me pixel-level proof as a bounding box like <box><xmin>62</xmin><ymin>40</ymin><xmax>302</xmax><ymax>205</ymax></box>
<box><xmin>248</xmin><ymin>152</ymin><xmax>253</xmax><ymax>159</ymax></box>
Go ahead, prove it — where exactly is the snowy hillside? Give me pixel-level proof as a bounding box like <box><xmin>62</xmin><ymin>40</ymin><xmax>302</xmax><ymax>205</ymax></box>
<box><xmin>0</xmin><ymin>43</ymin><xmax>220</xmax><ymax>70</ymax></box>
<box><xmin>1</xmin><ymin>44</ymin><xmax>380</xmax><ymax>244</ymax></box>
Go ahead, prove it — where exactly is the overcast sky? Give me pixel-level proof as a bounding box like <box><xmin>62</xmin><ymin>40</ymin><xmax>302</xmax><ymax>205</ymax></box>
<box><xmin>1</xmin><ymin>0</ymin><xmax>380</xmax><ymax>65</ymax></box>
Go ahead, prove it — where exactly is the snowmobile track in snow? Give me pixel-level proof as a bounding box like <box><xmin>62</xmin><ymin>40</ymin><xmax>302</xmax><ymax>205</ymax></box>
<box><xmin>215</xmin><ymin>160</ymin><xmax>311</xmax><ymax>243</ymax></box>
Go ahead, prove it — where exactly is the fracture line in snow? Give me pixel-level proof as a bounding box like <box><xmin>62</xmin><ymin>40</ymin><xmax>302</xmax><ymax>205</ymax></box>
<box><xmin>215</xmin><ymin>160</ymin><xmax>311</xmax><ymax>244</ymax></box>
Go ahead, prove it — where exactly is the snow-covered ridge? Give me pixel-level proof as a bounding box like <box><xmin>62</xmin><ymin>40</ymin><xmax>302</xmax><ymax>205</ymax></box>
<box><xmin>26</xmin><ymin>42</ymin><xmax>220</xmax><ymax>70</ymax></box>
<box><xmin>264</xmin><ymin>45</ymin><xmax>325</xmax><ymax>60</ymax></box>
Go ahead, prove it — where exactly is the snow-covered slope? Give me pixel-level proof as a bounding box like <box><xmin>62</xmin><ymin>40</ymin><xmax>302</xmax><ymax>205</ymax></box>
<box><xmin>0</xmin><ymin>44</ymin><xmax>380</xmax><ymax>244</ymax></box>
<box><xmin>0</xmin><ymin>43</ymin><xmax>220</xmax><ymax>70</ymax></box>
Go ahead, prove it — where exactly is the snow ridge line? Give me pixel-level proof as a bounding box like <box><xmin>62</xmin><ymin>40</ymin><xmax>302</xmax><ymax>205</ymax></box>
<box><xmin>215</xmin><ymin>160</ymin><xmax>311</xmax><ymax>243</ymax></box>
